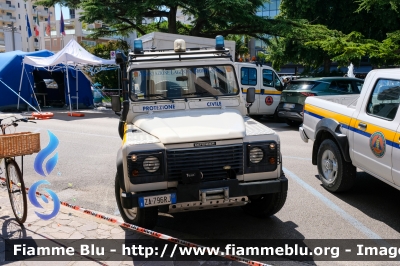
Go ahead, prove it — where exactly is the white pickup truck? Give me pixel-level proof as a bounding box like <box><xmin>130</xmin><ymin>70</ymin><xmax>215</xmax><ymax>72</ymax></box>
<box><xmin>300</xmin><ymin>69</ymin><xmax>400</xmax><ymax>193</ymax></box>
<box><xmin>111</xmin><ymin>36</ymin><xmax>288</xmax><ymax>229</ymax></box>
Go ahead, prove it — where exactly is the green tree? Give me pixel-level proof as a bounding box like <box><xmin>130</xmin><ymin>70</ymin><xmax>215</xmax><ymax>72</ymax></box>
<box><xmin>81</xmin><ymin>40</ymin><xmax>130</xmax><ymax>89</ymax></box>
<box><xmin>268</xmin><ymin>0</ymin><xmax>400</xmax><ymax>73</ymax></box>
<box><xmin>35</xmin><ymin>0</ymin><xmax>323</xmax><ymax>41</ymax></box>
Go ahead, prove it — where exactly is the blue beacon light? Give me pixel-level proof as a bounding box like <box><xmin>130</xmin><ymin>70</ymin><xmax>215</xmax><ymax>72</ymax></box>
<box><xmin>215</xmin><ymin>35</ymin><xmax>225</xmax><ymax>50</ymax></box>
<box><xmin>133</xmin><ymin>39</ymin><xmax>143</xmax><ymax>54</ymax></box>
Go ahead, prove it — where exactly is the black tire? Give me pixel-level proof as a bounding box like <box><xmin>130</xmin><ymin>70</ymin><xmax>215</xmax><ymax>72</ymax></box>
<box><xmin>5</xmin><ymin>159</ymin><xmax>27</xmax><ymax>224</ymax></box>
<box><xmin>250</xmin><ymin>115</ymin><xmax>263</xmax><ymax>120</ymax></box>
<box><xmin>317</xmin><ymin>139</ymin><xmax>356</xmax><ymax>192</ymax></box>
<box><xmin>285</xmin><ymin>119</ymin><xmax>302</xmax><ymax>127</ymax></box>
<box><xmin>242</xmin><ymin>190</ymin><xmax>287</xmax><ymax>218</ymax></box>
<box><xmin>114</xmin><ymin>173</ymin><xmax>158</xmax><ymax>229</ymax></box>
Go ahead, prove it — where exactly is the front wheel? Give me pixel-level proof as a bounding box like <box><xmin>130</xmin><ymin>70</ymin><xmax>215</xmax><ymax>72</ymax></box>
<box><xmin>317</xmin><ymin>139</ymin><xmax>356</xmax><ymax>192</ymax></box>
<box><xmin>242</xmin><ymin>191</ymin><xmax>287</xmax><ymax>217</ymax></box>
<box><xmin>6</xmin><ymin>159</ymin><xmax>27</xmax><ymax>224</ymax></box>
<box><xmin>115</xmin><ymin>173</ymin><xmax>158</xmax><ymax>229</ymax></box>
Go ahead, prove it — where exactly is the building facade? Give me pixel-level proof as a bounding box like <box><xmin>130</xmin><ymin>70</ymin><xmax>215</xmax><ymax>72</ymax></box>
<box><xmin>0</xmin><ymin>0</ymin><xmax>55</xmax><ymax>52</ymax></box>
<box><xmin>38</xmin><ymin>8</ymin><xmax>137</xmax><ymax>52</ymax></box>
<box><xmin>254</xmin><ymin>0</ymin><xmax>281</xmax><ymax>53</ymax></box>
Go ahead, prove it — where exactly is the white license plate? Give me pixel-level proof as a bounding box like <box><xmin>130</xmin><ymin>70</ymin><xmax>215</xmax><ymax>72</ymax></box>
<box><xmin>283</xmin><ymin>103</ymin><xmax>295</xmax><ymax>109</ymax></box>
<box><xmin>138</xmin><ymin>194</ymin><xmax>177</xmax><ymax>208</ymax></box>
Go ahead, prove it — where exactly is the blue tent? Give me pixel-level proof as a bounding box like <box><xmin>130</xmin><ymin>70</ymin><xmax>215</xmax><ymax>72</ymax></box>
<box><xmin>0</xmin><ymin>50</ymin><xmax>93</xmax><ymax>111</ymax></box>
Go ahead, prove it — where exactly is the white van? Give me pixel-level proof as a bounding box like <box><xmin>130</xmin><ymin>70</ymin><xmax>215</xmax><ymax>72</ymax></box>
<box><xmin>234</xmin><ymin>63</ymin><xmax>284</xmax><ymax>118</ymax></box>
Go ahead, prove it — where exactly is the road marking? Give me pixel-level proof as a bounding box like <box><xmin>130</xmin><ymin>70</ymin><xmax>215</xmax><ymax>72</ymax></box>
<box><xmin>283</xmin><ymin>167</ymin><xmax>382</xmax><ymax>239</ymax></box>
<box><xmin>283</xmin><ymin>156</ymin><xmax>312</xmax><ymax>161</ymax></box>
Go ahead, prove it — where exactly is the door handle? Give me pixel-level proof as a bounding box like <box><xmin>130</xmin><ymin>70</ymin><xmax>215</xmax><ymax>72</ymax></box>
<box><xmin>260</xmin><ymin>89</ymin><xmax>265</xmax><ymax>95</ymax></box>
<box><xmin>358</xmin><ymin>122</ymin><xmax>367</xmax><ymax>129</ymax></box>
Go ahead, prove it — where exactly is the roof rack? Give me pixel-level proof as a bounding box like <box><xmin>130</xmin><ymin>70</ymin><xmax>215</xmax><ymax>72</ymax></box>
<box><xmin>128</xmin><ymin>48</ymin><xmax>232</xmax><ymax>63</ymax></box>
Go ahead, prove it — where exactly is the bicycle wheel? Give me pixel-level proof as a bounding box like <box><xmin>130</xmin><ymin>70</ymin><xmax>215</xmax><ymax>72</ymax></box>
<box><xmin>5</xmin><ymin>159</ymin><xmax>27</xmax><ymax>224</ymax></box>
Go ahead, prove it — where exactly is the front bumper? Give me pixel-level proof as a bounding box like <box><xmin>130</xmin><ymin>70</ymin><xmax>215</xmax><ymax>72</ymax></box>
<box><xmin>299</xmin><ymin>126</ymin><xmax>309</xmax><ymax>143</ymax></box>
<box><xmin>121</xmin><ymin>174</ymin><xmax>288</xmax><ymax>210</ymax></box>
<box><xmin>277</xmin><ymin>103</ymin><xmax>304</xmax><ymax>122</ymax></box>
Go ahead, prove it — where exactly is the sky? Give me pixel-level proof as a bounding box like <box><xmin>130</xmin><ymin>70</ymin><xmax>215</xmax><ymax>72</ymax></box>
<box><xmin>55</xmin><ymin>4</ymin><xmax>70</xmax><ymax>20</ymax></box>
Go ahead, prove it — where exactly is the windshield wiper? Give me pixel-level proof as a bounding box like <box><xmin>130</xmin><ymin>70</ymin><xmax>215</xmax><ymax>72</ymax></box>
<box><xmin>182</xmin><ymin>91</ymin><xmax>211</xmax><ymax>96</ymax></box>
<box><xmin>146</xmin><ymin>94</ymin><xmax>174</xmax><ymax>102</ymax></box>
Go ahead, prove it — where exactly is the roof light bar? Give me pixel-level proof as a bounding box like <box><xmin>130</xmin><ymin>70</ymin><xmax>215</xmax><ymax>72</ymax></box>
<box><xmin>174</xmin><ymin>39</ymin><xmax>186</xmax><ymax>52</ymax></box>
<box><xmin>133</xmin><ymin>39</ymin><xmax>143</xmax><ymax>54</ymax></box>
<box><xmin>215</xmin><ymin>35</ymin><xmax>225</xmax><ymax>50</ymax></box>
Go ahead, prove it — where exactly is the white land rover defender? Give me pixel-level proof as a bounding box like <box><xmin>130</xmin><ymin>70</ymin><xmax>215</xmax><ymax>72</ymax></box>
<box><xmin>112</xmin><ymin>36</ymin><xmax>288</xmax><ymax>229</ymax></box>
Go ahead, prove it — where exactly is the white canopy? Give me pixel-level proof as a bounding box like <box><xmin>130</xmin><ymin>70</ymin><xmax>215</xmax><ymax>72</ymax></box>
<box><xmin>23</xmin><ymin>39</ymin><xmax>116</xmax><ymax>67</ymax></box>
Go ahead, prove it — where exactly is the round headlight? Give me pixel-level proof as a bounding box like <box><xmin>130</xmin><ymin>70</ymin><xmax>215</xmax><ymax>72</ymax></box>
<box><xmin>249</xmin><ymin>147</ymin><xmax>264</xmax><ymax>163</ymax></box>
<box><xmin>143</xmin><ymin>156</ymin><xmax>160</xmax><ymax>172</ymax></box>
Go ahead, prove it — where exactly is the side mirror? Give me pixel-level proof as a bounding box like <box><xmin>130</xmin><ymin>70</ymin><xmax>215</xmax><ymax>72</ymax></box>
<box><xmin>246</xmin><ymin>87</ymin><xmax>256</xmax><ymax>104</ymax></box>
<box><xmin>111</xmin><ymin>95</ymin><xmax>121</xmax><ymax>113</ymax></box>
<box><xmin>276</xmin><ymin>82</ymin><xmax>284</xmax><ymax>91</ymax></box>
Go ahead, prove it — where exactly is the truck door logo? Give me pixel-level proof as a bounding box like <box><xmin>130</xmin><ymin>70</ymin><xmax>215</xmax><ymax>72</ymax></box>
<box><xmin>265</xmin><ymin>96</ymin><xmax>273</xmax><ymax>106</ymax></box>
<box><xmin>370</xmin><ymin>131</ymin><xmax>386</xmax><ymax>158</ymax></box>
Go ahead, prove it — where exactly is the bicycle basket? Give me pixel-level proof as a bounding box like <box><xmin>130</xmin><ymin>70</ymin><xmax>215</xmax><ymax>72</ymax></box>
<box><xmin>0</xmin><ymin>132</ymin><xmax>41</xmax><ymax>158</ymax></box>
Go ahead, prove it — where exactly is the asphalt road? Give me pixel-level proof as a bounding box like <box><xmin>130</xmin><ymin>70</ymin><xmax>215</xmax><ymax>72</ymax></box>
<box><xmin>6</xmin><ymin>110</ymin><xmax>400</xmax><ymax>265</ymax></box>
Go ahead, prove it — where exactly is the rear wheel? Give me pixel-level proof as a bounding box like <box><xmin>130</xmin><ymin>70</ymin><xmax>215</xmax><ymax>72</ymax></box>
<box><xmin>6</xmin><ymin>159</ymin><xmax>27</xmax><ymax>224</ymax></box>
<box><xmin>115</xmin><ymin>173</ymin><xmax>158</xmax><ymax>229</ymax></box>
<box><xmin>242</xmin><ymin>191</ymin><xmax>287</xmax><ymax>217</ymax></box>
<box><xmin>317</xmin><ymin>139</ymin><xmax>356</xmax><ymax>192</ymax></box>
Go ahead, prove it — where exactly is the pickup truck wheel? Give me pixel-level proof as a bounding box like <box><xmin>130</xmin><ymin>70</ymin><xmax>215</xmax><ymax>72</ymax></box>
<box><xmin>285</xmin><ymin>119</ymin><xmax>302</xmax><ymax>127</ymax></box>
<box><xmin>115</xmin><ymin>173</ymin><xmax>158</xmax><ymax>229</ymax></box>
<box><xmin>242</xmin><ymin>191</ymin><xmax>287</xmax><ymax>217</ymax></box>
<box><xmin>317</xmin><ymin>139</ymin><xmax>356</xmax><ymax>192</ymax></box>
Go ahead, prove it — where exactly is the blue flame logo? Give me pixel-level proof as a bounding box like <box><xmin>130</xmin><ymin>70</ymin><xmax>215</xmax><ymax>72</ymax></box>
<box><xmin>34</xmin><ymin>130</ymin><xmax>59</xmax><ymax>176</ymax></box>
<box><xmin>28</xmin><ymin>180</ymin><xmax>60</xmax><ymax>220</ymax></box>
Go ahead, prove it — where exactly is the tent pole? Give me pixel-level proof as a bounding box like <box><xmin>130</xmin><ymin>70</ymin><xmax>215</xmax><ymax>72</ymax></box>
<box><xmin>65</xmin><ymin>63</ymin><xmax>72</xmax><ymax>113</ymax></box>
<box><xmin>76</xmin><ymin>67</ymin><xmax>78</xmax><ymax>110</ymax></box>
<box><xmin>17</xmin><ymin>63</ymin><xmax>25</xmax><ymax>110</ymax></box>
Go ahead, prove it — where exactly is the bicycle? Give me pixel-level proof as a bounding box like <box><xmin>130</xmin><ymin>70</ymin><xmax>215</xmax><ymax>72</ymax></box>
<box><xmin>0</xmin><ymin>116</ymin><xmax>38</xmax><ymax>224</ymax></box>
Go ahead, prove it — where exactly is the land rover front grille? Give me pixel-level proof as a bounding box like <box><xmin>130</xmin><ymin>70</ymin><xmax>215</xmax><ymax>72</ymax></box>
<box><xmin>166</xmin><ymin>144</ymin><xmax>243</xmax><ymax>181</ymax></box>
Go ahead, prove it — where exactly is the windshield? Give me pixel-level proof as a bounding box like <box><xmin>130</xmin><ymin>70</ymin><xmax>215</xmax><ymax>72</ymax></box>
<box><xmin>129</xmin><ymin>65</ymin><xmax>239</xmax><ymax>101</ymax></box>
<box><xmin>284</xmin><ymin>81</ymin><xmax>316</xmax><ymax>90</ymax></box>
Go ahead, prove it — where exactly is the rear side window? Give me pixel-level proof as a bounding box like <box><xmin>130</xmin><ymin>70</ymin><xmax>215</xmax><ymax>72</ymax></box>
<box><xmin>284</xmin><ymin>81</ymin><xmax>316</xmax><ymax>90</ymax></box>
<box><xmin>328</xmin><ymin>80</ymin><xmax>356</xmax><ymax>94</ymax></box>
<box><xmin>355</xmin><ymin>81</ymin><xmax>364</xmax><ymax>92</ymax></box>
<box><xmin>241</xmin><ymin>67</ymin><xmax>257</xmax><ymax>86</ymax></box>
<box><xmin>366</xmin><ymin>79</ymin><xmax>400</xmax><ymax>120</ymax></box>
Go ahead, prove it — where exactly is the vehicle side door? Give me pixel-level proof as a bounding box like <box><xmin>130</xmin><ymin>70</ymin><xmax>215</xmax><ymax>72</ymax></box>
<box><xmin>239</xmin><ymin>66</ymin><xmax>259</xmax><ymax>114</ymax></box>
<box><xmin>352</xmin><ymin>78</ymin><xmax>400</xmax><ymax>184</ymax></box>
<box><xmin>259</xmin><ymin>68</ymin><xmax>282</xmax><ymax>115</ymax></box>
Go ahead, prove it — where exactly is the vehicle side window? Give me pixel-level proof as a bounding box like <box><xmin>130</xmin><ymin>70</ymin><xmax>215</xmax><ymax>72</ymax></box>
<box><xmin>241</xmin><ymin>67</ymin><xmax>257</xmax><ymax>86</ymax></box>
<box><xmin>273</xmin><ymin>72</ymin><xmax>282</xmax><ymax>88</ymax></box>
<box><xmin>262</xmin><ymin>69</ymin><xmax>274</xmax><ymax>87</ymax></box>
<box><xmin>355</xmin><ymin>81</ymin><xmax>363</xmax><ymax>92</ymax></box>
<box><xmin>328</xmin><ymin>81</ymin><xmax>354</xmax><ymax>94</ymax></box>
<box><xmin>366</xmin><ymin>79</ymin><xmax>400</xmax><ymax>120</ymax></box>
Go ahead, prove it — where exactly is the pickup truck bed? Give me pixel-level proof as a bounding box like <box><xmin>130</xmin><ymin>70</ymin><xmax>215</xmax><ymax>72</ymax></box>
<box><xmin>300</xmin><ymin>69</ymin><xmax>400</xmax><ymax>193</ymax></box>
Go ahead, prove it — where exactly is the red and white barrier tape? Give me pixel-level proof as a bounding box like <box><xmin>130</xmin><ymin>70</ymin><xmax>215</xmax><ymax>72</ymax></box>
<box><xmin>0</xmin><ymin>177</ymin><xmax>270</xmax><ymax>266</ymax></box>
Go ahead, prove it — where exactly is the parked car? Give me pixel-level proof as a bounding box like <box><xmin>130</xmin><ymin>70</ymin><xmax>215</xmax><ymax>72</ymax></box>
<box><xmin>277</xmin><ymin>77</ymin><xmax>364</xmax><ymax>126</ymax></box>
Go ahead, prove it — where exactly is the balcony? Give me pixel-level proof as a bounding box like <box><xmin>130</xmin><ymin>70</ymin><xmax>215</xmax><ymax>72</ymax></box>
<box><xmin>0</xmin><ymin>2</ymin><xmax>16</xmax><ymax>11</ymax></box>
<box><xmin>0</xmin><ymin>15</ymin><xmax>16</xmax><ymax>22</ymax></box>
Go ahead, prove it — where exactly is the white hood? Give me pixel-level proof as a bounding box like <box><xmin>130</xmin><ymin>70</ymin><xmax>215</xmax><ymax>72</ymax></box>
<box><xmin>133</xmin><ymin>109</ymin><xmax>245</xmax><ymax>144</ymax></box>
